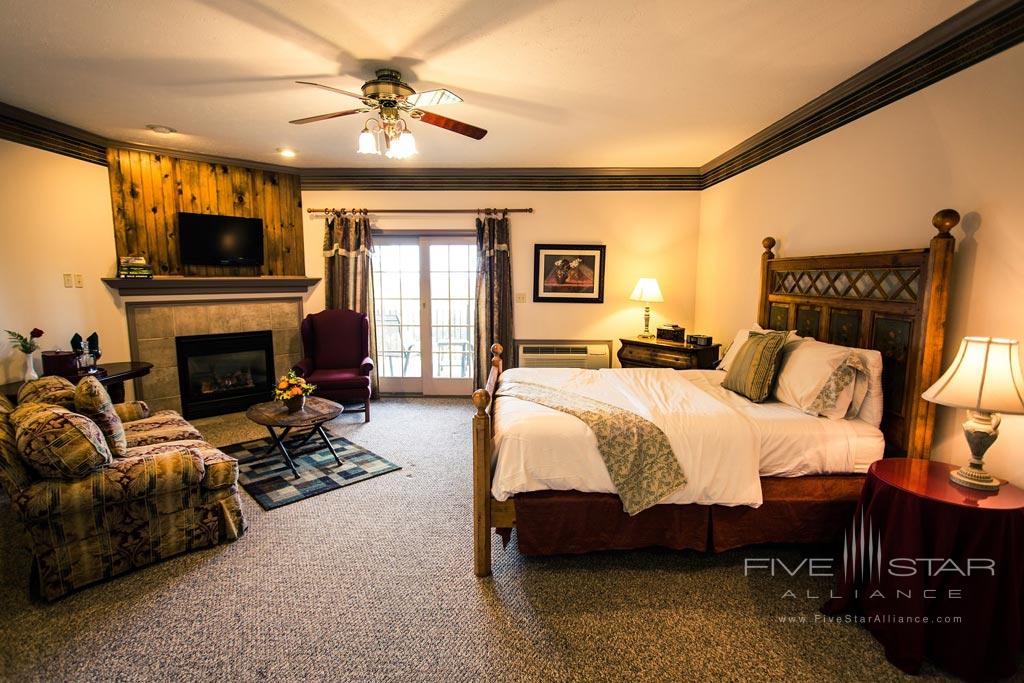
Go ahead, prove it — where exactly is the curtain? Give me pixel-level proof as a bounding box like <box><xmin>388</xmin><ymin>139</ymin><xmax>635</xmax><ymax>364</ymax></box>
<box><xmin>324</xmin><ymin>209</ymin><xmax>379</xmax><ymax>397</ymax></box>
<box><xmin>475</xmin><ymin>211</ymin><xmax>514</xmax><ymax>388</ymax></box>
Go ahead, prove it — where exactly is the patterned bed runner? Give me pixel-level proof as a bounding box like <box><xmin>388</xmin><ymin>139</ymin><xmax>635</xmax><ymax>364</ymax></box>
<box><xmin>496</xmin><ymin>380</ymin><xmax>686</xmax><ymax>515</ymax></box>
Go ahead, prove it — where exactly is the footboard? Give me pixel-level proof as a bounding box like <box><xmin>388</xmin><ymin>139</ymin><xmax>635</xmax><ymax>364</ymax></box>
<box><xmin>471</xmin><ymin>343</ymin><xmax>514</xmax><ymax>577</ymax></box>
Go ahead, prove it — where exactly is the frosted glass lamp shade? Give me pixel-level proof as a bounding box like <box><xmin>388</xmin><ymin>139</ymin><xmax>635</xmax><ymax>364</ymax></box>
<box><xmin>357</xmin><ymin>129</ymin><xmax>379</xmax><ymax>155</ymax></box>
<box><xmin>397</xmin><ymin>131</ymin><xmax>418</xmax><ymax>158</ymax></box>
<box><xmin>922</xmin><ymin>337</ymin><xmax>1024</xmax><ymax>414</ymax></box>
<box><xmin>630</xmin><ymin>278</ymin><xmax>664</xmax><ymax>303</ymax></box>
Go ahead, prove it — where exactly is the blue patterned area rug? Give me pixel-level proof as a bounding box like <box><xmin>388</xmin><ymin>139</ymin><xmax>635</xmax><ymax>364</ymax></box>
<box><xmin>223</xmin><ymin>433</ymin><xmax>401</xmax><ymax>511</ymax></box>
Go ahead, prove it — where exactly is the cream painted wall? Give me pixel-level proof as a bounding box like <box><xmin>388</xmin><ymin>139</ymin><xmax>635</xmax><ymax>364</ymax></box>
<box><xmin>694</xmin><ymin>44</ymin><xmax>1024</xmax><ymax>484</ymax></box>
<box><xmin>301</xmin><ymin>190</ymin><xmax>702</xmax><ymax>364</ymax></box>
<box><xmin>0</xmin><ymin>139</ymin><xmax>129</xmax><ymax>385</ymax></box>
<box><xmin>2</xmin><ymin>44</ymin><xmax>1020</xmax><ymax>481</ymax></box>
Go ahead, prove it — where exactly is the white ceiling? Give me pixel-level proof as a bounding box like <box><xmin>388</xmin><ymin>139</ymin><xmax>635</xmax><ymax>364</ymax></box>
<box><xmin>0</xmin><ymin>0</ymin><xmax>971</xmax><ymax>168</ymax></box>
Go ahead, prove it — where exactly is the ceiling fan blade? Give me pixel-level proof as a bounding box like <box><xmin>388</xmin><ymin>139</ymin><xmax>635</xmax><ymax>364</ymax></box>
<box><xmin>406</xmin><ymin>89</ymin><xmax>463</xmax><ymax>107</ymax></box>
<box><xmin>289</xmin><ymin>109</ymin><xmax>367</xmax><ymax>124</ymax></box>
<box><xmin>296</xmin><ymin>81</ymin><xmax>371</xmax><ymax>103</ymax></box>
<box><xmin>414</xmin><ymin>111</ymin><xmax>487</xmax><ymax>140</ymax></box>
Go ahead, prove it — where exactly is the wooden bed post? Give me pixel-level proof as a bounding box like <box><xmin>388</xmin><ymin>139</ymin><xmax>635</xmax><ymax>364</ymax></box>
<box><xmin>907</xmin><ymin>209</ymin><xmax>958</xmax><ymax>458</ymax></box>
<box><xmin>472</xmin><ymin>388</ymin><xmax>493</xmax><ymax>577</ymax></box>
<box><xmin>472</xmin><ymin>343</ymin><xmax>503</xmax><ymax>578</ymax></box>
<box><xmin>757</xmin><ymin>237</ymin><xmax>777</xmax><ymax>328</ymax></box>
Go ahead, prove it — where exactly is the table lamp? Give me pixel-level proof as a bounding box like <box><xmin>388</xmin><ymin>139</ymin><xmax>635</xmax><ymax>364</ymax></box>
<box><xmin>922</xmin><ymin>336</ymin><xmax>1024</xmax><ymax>491</ymax></box>
<box><xmin>629</xmin><ymin>278</ymin><xmax>663</xmax><ymax>338</ymax></box>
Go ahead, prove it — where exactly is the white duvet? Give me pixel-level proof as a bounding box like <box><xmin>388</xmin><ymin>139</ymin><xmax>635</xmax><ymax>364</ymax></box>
<box><xmin>491</xmin><ymin>368</ymin><xmax>884</xmax><ymax>508</ymax></box>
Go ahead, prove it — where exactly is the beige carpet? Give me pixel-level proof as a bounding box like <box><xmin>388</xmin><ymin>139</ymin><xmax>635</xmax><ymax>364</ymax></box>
<box><xmin>0</xmin><ymin>398</ymin><xmax>959</xmax><ymax>682</ymax></box>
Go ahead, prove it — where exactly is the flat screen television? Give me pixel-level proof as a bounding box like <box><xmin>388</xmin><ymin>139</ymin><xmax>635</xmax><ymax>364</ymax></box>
<box><xmin>178</xmin><ymin>212</ymin><xmax>265</xmax><ymax>267</ymax></box>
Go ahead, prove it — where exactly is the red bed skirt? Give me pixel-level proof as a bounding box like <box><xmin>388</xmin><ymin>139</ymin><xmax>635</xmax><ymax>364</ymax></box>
<box><xmin>509</xmin><ymin>474</ymin><xmax>866</xmax><ymax>556</ymax></box>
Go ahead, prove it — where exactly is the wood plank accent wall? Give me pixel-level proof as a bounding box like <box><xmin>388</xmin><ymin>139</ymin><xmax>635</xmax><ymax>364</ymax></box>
<box><xmin>106</xmin><ymin>148</ymin><xmax>304</xmax><ymax>276</ymax></box>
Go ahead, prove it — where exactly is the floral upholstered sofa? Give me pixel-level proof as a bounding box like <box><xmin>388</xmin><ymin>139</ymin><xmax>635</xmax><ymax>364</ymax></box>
<box><xmin>0</xmin><ymin>375</ymin><xmax>246</xmax><ymax>601</ymax></box>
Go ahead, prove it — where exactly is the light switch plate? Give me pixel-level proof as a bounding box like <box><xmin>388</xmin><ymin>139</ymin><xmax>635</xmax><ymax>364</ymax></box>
<box><xmin>514</xmin><ymin>293</ymin><xmax>527</xmax><ymax>304</ymax></box>
<box><xmin>73</xmin><ymin>274</ymin><xmax>84</xmax><ymax>288</ymax></box>
<box><xmin>63</xmin><ymin>273</ymin><xmax>73</xmax><ymax>288</ymax></box>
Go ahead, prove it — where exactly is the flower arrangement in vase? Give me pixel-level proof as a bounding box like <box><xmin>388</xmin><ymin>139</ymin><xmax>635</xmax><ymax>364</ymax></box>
<box><xmin>6</xmin><ymin>328</ymin><xmax>44</xmax><ymax>381</ymax></box>
<box><xmin>275</xmin><ymin>371</ymin><xmax>316</xmax><ymax>413</ymax></box>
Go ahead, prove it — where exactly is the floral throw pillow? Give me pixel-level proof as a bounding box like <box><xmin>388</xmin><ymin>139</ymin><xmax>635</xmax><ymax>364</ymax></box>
<box><xmin>11</xmin><ymin>402</ymin><xmax>112</xmax><ymax>479</ymax></box>
<box><xmin>74</xmin><ymin>376</ymin><xmax>127</xmax><ymax>458</ymax></box>
<box><xmin>809</xmin><ymin>353</ymin><xmax>870</xmax><ymax>418</ymax></box>
<box><xmin>17</xmin><ymin>376</ymin><xmax>76</xmax><ymax>410</ymax></box>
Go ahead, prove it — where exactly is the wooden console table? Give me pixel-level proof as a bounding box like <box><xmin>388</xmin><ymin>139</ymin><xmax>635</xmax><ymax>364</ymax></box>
<box><xmin>1</xmin><ymin>361</ymin><xmax>153</xmax><ymax>403</ymax></box>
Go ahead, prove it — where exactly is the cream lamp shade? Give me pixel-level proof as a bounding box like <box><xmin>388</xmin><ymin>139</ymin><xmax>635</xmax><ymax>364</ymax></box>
<box><xmin>922</xmin><ymin>336</ymin><xmax>1024</xmax><ymax>492</ymax></box>
<box><xmin>629</xmin><ymin>278</ymin><xmax>664</xmax><ymax>303</ymax></box>
<box><xmin>922</xmin><ymin>337</ymin><xmax>1024</xmax><ymax>414</ymax></box>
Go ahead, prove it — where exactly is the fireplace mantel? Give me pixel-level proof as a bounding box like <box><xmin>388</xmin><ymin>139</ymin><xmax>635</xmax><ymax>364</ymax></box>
<box><xmin>103</xmin><ymin>276</ymin><xmax>320</xmax><ymax>297</ymax></box>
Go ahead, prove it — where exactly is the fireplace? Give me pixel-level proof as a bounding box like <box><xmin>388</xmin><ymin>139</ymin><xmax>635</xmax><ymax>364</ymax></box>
<box><xmin>175</xmin><ymin>331</ymin><xmax>274</xmax><ymax>418</ymax></box>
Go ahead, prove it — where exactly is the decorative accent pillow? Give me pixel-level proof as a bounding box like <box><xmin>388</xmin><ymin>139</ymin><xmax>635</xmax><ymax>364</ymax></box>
<box><xmin>721</xmin><ymin>331</ymin><xmax>788</xmax><ymax>402</ymax></box>
<box><xmin>11</xmin><ymin>403</ymin><xmax>112</xmax><ymax>479</ymax></box>
<box><xmin>114</xmin><ymin>400</ymin><xmax>151</xmax><ymax>424</ymax></box>
<box><xmin>720</xmin><ymin>326</ymin><xmax>801</xmax><ymax>373</ymax></box>
<box><xmin>17</xmin><ymin>376</ymin><xmax>76</xmax><ymax>409</ymax></box>
<box><xmin>774</xmin><ymin>339</ymin><xmax>861</xmax><ymax>419</ymax></box>
<box><xmin>74</xmin><ymin>376</ymin><xmax>127</xmax><ymax>457</ymax></box>
<box><xmin>718</xmin><ymin>325</ymin><xmax>764</xmax><ymax>373</ymax></box>
<box><xmin>850</xmin><ymin>348</ymin><xmax>884</xmax><ymax>427</ymax></box>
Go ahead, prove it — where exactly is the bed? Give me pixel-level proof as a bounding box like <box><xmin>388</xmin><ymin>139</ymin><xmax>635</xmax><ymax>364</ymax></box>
<box><xmin>471</xmin><ymin>210</ymin><xmax>958</xmax><ymax>577</ymax></box>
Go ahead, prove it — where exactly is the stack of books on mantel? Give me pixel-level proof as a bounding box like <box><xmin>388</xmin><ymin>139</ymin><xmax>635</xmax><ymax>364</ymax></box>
<box><xmin>117</xmin><ymin>255</ymin><xmax>154</xmax><ymax>279</ymax></box>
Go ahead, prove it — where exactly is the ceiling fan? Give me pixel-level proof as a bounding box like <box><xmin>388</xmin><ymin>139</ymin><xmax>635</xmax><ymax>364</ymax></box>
<box><xmin>290</xmin><ymin>69</ymin><xmax>487</xmax><ymax>159</ymax></box>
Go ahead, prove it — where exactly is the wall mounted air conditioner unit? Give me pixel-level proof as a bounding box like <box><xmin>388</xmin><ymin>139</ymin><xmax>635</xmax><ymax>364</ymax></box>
<box><xmin>516</xmin><ymin>340</ymin><xmax>612</xmax><ymax>369</ymax></box>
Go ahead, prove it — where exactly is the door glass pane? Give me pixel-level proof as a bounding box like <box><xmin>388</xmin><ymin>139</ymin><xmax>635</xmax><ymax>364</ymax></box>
<box><xmin>371</xmin><ymin>244</ymin><xmax>421</xmax><ymax>378</ymax></box>
<box><xmin>430</xmin><ymin>243</ymin><xmax>476</xmax><ymax>380</ymax></box>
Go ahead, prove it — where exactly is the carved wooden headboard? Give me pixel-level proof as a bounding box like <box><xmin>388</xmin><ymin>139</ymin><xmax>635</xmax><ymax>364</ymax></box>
<box><xmin>757</xmin><ymin>210</ymin><xmax>958</xmax><ymax>459</ymax></box>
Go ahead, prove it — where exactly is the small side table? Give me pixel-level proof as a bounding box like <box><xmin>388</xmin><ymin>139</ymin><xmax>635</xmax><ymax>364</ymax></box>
<box><xmin>245</xmin><ymin>397</ymin><xmax>344</xmax><ymax>479</ymax></box>
<box><xmin>617</xmin><ymin>337</ymin><xmax>720</xmax><ymax>370</ymax></box>
<box><xmin>0</xmin><ymin>361</ymin><xmax>153</xmax><ymax>403</ymax></box>
<box><xmin>822</xmin><ymin>458</ymin><xmax>1024</xmax><ymax>680</ymax></box>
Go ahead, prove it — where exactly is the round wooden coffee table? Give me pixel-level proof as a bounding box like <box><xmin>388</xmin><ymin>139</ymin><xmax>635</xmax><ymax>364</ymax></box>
<box><xmin>245</xmin><ymin>397</ymin><xmax>344</xmax><ymax>479</ymax></box>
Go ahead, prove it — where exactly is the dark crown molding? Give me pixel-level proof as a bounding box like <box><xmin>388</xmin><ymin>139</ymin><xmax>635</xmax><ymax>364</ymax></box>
<box><xmin>700</xmin><ymin>0</ymin><xmax>1024</xmax><ymax>188</ymax></box>
<box><xmin>0</xmin><ymin>0</ymin><xmax>1020</xmax><ymax>191</ymax></box>
<box><xmin>0</xmin><ymin>102</ymin><xmax>107</xmax><ymax>165</ymax></box>
<box><xmin>300</xmin><ymin>167</ymin><xmax>703</xmax><ymax>191</ymax></box>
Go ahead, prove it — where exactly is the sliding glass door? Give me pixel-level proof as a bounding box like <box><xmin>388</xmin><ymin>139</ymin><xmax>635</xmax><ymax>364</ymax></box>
<box><xmin>371</xmin><ymin>236</ymin><xmax>476</xmax><ymax>395</ymax></box>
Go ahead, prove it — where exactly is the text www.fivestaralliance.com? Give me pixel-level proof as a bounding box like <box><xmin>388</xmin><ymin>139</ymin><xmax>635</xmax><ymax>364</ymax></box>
<box><xmin>775</xmin><ymin>614</ymin><xmax>962</xmax><ymax>624</ymax></box>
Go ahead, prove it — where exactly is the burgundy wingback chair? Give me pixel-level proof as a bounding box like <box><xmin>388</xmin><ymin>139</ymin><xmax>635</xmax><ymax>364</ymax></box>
<box><xmin>293</xmin><ymin>309</ymin><xmax>373</xmax><ymax>422</ymax></box>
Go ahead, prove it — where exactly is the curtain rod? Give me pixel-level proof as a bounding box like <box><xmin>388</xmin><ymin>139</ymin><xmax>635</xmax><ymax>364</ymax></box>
<box><xmin>305</xmin><ymin>207</ymin><xmax>533</xmax><ymax>215</ymax></box>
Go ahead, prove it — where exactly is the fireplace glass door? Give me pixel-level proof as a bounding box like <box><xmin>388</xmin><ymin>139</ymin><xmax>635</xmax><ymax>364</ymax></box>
<box><xmin>175</xmin><ymin>330</ymin><xmax>274</xmax><ymax>418</ymax></box>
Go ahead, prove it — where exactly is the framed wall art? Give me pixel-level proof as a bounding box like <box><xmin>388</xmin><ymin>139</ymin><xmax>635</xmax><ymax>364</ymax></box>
<box><xmin>533</xmin><ymin>244</ymin><xmax>606</xmax><ymax>303</ymax></box>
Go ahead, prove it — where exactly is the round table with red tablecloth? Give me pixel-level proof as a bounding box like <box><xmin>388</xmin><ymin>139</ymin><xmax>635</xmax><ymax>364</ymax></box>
<box><xmin>822</xmin><ymin>458</ymin><xmax>1024</xmax><ymax>680</ymax></box>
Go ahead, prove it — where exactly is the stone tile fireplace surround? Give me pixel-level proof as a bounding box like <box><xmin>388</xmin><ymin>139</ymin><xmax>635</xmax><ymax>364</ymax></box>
<box><xmin>127</xmin><ymin>298</ymin><xmax>303</xmax><ymax>414</ymax></box>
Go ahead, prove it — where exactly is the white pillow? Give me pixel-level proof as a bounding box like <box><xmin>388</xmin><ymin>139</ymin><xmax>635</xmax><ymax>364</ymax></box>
<box><xmin>774</xmin><ymin>339</ymin><xmax>859</xmax><ymax>419</ymax></box>
<box><xmin>719</xmin><ymin>324</ymin><xmax>765</xmax><ymax>373</ymax></box>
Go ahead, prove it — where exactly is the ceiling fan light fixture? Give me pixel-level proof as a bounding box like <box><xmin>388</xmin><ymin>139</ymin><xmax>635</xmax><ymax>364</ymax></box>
<box><xmin>293</xmin><ymin>72</ymin><xmax>486</xmax><ymax>159</ymax></box>
<box><xmin>357</xmin><ymin>124</ymin><xmax>380</xmax><ymax>155</ymax></box>
<box><xmin>396</xmin><ymin>130</ymin><xmax>418</xmax><ymax>159</ymax></box>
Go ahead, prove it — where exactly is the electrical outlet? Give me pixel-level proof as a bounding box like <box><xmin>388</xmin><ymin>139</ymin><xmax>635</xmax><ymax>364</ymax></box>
<box><xmin>514</xmin><ymin>293</ymin><xmax>527</xmax><ymax>304</ymax></box>
<box><xmin>73</xmin><ymin>273</ymin><xmax>84</xmax><ymax>288</ymax></box>
<box><xmin>63</xmin><ymin>273</ymin><xmax>73</xmax><ymax>288</ymax></box>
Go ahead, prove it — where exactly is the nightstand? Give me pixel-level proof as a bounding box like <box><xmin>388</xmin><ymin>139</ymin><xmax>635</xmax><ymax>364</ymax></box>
<box><xmin>823</xmin><ymin>459</ymin><xmax>1024</xmax><ymax>680</ymax></box>
<box><xmin>617</xmin><ymin>337</ymin><xmax>720</xmax><ymax>370</ymax></box>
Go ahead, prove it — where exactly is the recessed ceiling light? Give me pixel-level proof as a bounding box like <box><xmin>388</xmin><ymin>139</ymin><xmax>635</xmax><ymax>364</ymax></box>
<box><xmin>146</xmin><ymin>124</ymin><xmax>177</xmax><ymax>134</ymax></box>
<box><xmin>277</xmin><ymin>148</ymin><xmax>297</xmax><ymax>158</ymax></box>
